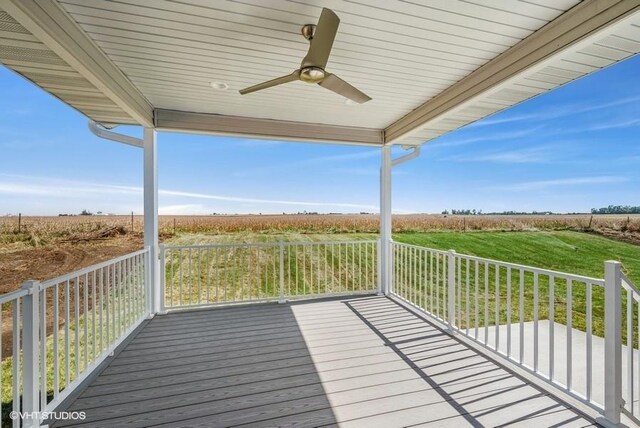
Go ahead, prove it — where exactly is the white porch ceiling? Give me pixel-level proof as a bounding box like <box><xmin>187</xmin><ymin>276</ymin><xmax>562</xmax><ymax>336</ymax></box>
<box><xmin>0</xmin><ymin>0</ymin><xmax>639</xmax><ymax>146</ymax></box>
<box><xmin>0</xmin><ymin>6</ymin><xmax>138</xmax><ymax>125</ymax></box>
<box><xmin>56</xmin><ymin>0</ymin><xmax>578</xmax><ymax>129</ymax></box>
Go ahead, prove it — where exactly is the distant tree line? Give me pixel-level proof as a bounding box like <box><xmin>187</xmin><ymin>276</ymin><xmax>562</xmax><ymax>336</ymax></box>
<box><xmin>591</xmin><ymin>205</ymin><xmax>640</xmax><ymax>214</ymax></box>
<box><xmin>442</xmin><ymin>209</ymin><xmax>557</xmax><ymax>215</ymax></box>
<box><xmin>484</xmin><ymin>210</ymin><xmax>556</xmax><ymax>215</ymax></box>
<box><xmin>59</xmin><ymin>210</ymin><xmax>107</xmax><ymax>216</ymax></box>
<box><xmin>442</xmin><ymin>206</ymin><xmax>640</xmax><ymax>215</ymax></box>
<box><xmin>442</xmin><ymin>209</ymin><xmax>483</xmax><ymax>215</ymax></box>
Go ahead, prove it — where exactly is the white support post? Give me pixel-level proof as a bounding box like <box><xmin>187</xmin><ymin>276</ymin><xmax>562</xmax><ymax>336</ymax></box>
<box><xmin>380</xmin><ymin>145</ymin><xmax>392</xmax><ymax>295</ymax></box>
<box><xmin>143</xmin><ymin>127</ymin><xmax>160</xmax><ymax>315</ymax></box>
<box><xmin>143</xmin><ymin>247</ymin><xmax>151</xmax><ymax>316</ymax></box>
<box><xmin>376</xmin><ymin>239</ymin><xmax>382</xmax><ymax>295</ymax></box>
<box><xmin>21</xmin><ymin>280</ymin><xmax>40</xmax><ymax>428</ymax></box>
<box><xmin>279</xmin><ymin>240</ymin><xmax>285</xmax><ymax>303</ymax></box>
<box><xmin>447</xmin><ymin>250</ymin><xmax>456</xmax><ymax>332</ymax></box>
<box><xmin>602</xmin><ymin>260</ymin><xmax>623</xmax><ymax>427</ymax></box>
<box><xmin>159</xmin><ymin>244</ymin><xmax>166</xmax><ymax>314</ymax></box>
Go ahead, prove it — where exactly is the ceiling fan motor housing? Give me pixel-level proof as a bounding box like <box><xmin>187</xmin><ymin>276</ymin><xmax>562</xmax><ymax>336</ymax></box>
<box><xmin>300</xmin><ymin>66</ymin><xmax>325</xmax><ymax>83</ymax></box>
<box><xmin>239</xmin><ymin>8</ymin><xmax>371</xmax><ymax>103</ymax></box>
<box><xmin>301</xmin><ymin>24</ymin><xmax>316</xmax><ymax>40</ymax></box>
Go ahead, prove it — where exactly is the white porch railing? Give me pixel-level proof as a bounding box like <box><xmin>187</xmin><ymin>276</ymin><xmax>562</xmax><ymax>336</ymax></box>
<box><xmin>1</xmin><ymin>288</ymin><xmax>29</xmax><ymax>427</ymax></box>
<box><xmin>160</xmin><ymin>240</ymin><xmax>379</xmax><ymax>310</ymax></box>
<box><xmin>1</xmin><ymin>248</ymin><xmax>150</xmax><ymax>427</ymax></box>
<box><xmin>621</xmin><ymin>272</ymin><xmax>640</xmax><ymax>422</ymax></box>
<box><xmin>390</xmin><ymin>240</ymin><xmax>636</xmax><ymax>426</ymax></box>
<box><xmin>1</xmin><ymin>239</ymin><xmax>636</xmax><ymax>427</ymax></box>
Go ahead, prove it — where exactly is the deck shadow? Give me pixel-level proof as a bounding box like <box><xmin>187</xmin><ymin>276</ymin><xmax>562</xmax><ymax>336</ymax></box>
<box><xmin>343</xmin><ymin>297</ymin><xmax>596</xmax><ymax>427</ymax></box>
<box><xmin>52</xmin><ymin>303</ymin><xmax>339</xmax><ymax>428</ymax></box>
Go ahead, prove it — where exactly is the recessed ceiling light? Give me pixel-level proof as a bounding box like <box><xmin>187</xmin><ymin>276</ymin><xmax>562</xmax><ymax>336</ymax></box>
<box><xmin>344</xmin><ymin>99</ymin><xmax>358</xmax><ymax>106</ymax></box>
<box><xmin>210</xmin><ymin>81</ymin><xmax>229</xmax><ymax>90</ymax></box>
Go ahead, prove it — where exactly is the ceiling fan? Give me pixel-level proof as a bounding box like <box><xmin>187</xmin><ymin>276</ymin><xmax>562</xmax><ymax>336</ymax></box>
<box><xmin>239</xmin><ymin>8</ymin><xmax>371</xmax><ymax>104</ymax></box>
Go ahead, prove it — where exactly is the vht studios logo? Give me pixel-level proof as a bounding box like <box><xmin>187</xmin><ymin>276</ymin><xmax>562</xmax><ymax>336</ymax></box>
<box><xmin>10</xmin><ymin>411</ymin><xmax>86</xmax><ymax>421</ymax></box>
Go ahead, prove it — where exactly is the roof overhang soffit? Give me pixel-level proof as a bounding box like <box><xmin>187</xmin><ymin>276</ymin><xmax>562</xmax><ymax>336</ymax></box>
<box><xmin>384</xmin><ymin>0</ymin><xmax>640</xmax><ymax>144</ymax></box>
<box><xmin>0</xmin><ymin>0</ymin><xmax>154</xmax><ymax>127</ymax></box>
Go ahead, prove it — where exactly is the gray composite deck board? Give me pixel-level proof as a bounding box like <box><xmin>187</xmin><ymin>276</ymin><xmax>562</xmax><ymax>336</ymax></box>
<box><xmin>52</xmin><ymin>296</ymin><xmax>597</xmax><ymax>427</ymax></box>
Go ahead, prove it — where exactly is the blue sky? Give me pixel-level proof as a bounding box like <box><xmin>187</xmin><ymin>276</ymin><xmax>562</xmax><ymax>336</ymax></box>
<box><xmin>1</xmin><ymin>55</ymin><xmax>639</xmax><ymax>216</ymax></box>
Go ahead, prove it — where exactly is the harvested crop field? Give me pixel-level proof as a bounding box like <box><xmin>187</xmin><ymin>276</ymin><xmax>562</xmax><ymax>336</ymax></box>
<box><xmin>2</xmin><ymin>212</ymin><xmax>639</xmax><ymax>236</ymax></box>
<box><xmin>1</xmin><ymin>213</ymin><xmax>639</xmax><ymax>294</ymax></box>
<box><xmin>0</xmin><ymin>236</ymin><xmax>141</xmax><ymax>295</ymax></box>
<box><xmin>0</xmin><ymin>215</ymin><xmax>639</xmax><ymax>401</ymax></box>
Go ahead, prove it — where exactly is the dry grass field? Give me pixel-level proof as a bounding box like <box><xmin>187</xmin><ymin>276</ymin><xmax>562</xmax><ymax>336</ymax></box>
<box><xmin>1</xmin><ymin>213</ymin><xmax>639</xmax><ymax>295</ymax></box>
<box><xmin>1</xmin><ymin>214</ymin><xmax>639</xmax><ymax>423</ymax></box>
<box><xmin>2</xmin><ymin>212</ymin><xmax>640</xmax><ymax>238</ymax></box>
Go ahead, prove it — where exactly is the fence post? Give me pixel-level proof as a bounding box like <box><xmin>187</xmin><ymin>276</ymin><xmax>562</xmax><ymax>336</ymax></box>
<box><xmin>21</xmin><ymin>280</ymin><xmax>41</xmax><ymax>428</ymax></box>
<box><xmin>447</xmin><ymin>250</ymin><xmax>456</xmax><ymax>332</ymax></box>
<box><xmin>602</xmin><ymin>260</ymin><xmax>622</xmax><ymax>427</ymax></box>
<box><xmin>376</xmin><ymin>239</ymin><xmax>382</xmax><ymax>295</ymax></box>
<box><xmin>159</xmin><ymin>245</ymin><xmax>166</xmax><ymax>313</ymax></box>
<box><xmin>389</xmin><ymin>240</ymin><xmax>395</xmax><ymax>295</ymax></box>
<box><xmin>144</xmin><ymin>247</ymin><xmax>153</xmax><ymax>318</ymax></box>
<box><xmin>279</xmin><ymin>241</ymin><xmax>285</xmax><ymax>303</ymax></box>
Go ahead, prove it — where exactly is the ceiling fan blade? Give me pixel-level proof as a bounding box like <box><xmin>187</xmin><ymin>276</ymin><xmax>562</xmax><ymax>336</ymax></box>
<box><xmin>318</xmin><ymin>74</ymin><xmax>371</xmax><ymax>104</ymax></box>
<box><xmin>302</xmin><ymin>8</ymin><xmax>339</xmax><ymax>69</ymax></box>
<box><xmin>239</xmin><ymin>70</ymin><xmax>300</xmax><ymax>95</ymax></box>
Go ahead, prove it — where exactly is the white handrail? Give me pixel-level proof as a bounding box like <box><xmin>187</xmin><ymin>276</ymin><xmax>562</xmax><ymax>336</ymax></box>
<box><xmin>619</xmin><ymin>270</ymin><xmax>640</xmax><ymax>422</ymax></box>
<box><xmin>621</xmin><ymin>271</ymin><xmax>640</xmax><ymax>294</ymax></box>
<box><xmin>0</xmin><ymin>249</ymin><xmax>151</xmax><ymax>427</ymax></box>
<box><xmin>163</xmin><ymin>239</ymin><xmax>378</xmax><ymax>250</ymax></box>
<box><xmin>388</xmin><ymin>240</ymin><xmax>449</xmax><ymax>255</ymax></box>
<box><xmin>161</xmin><ymin>240</ymin><xmax>379</xmax><ymax>310</ymax></box>
<box><xmin>389</xmin><ymin>240</ymin><xmax>610</xmax><ymax>416</ymax></box>
<box><xmin>453</xmin><ymin>251</ymin><xmax>605</xmax><ymax>285</ymax></box>
<box><xmin>389</xmin><ymin>241</ymin><xmax>604</xmax><ymax>284</ymax></box>
<box><xmin>0</xmin><ymin>287</ymin><xmax>28</xmax><ymax>304</ymax></box>
<box><xmin>1</xmin><ymin>239</ymin><xmax>633</xmax><ymax>427</ymax></box>
<box><xmin>40</xmin><ymin>248</ymin><xmax>149</xmax><ymax>289</ymax></box>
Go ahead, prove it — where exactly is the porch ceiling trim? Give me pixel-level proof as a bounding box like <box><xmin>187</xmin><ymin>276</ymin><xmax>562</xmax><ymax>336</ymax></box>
<box><xmin>0</xmin><ymin>0</ymin><xmax>154</xmax><ymax>127</ymax></box>
<box><xmin>384</xmin><ymin>0</ymin><xmax>640</xmax><ymax>144</ymax></box>
<box><xmin>1</xmin><ymin>0</ymin><xmax>639</xmax><ymax>145</ymax></box>
<box><xmin>154</xmin><ymin>109</ymin><xmax>384</xmax><ymax>146</ymax></box>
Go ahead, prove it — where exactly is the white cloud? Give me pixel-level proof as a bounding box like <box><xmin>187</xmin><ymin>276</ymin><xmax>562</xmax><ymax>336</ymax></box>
<box><xmin>158</xmin><ymin>204</ymin><xmax>208</xmax><ymax>215</ymax></box>
<box><xmin>446</xmin><ymin>146</ymin><xmax>554</xmax><ymax>163</ymax></box>
<box><xmin>587</xmin><ymin>118</ymin><xmax>640</xmax><ymax>131</ymax></box>
<box><xmin>0</xmin><ymin>180</ymin><xmax>139</xmax><ymax>197</ymax></box>
<box><xmin>0</xmin><ymin>174</ymin><xmax>378</xmax><ymax>212</ymax></box>
<box><xmin>158</xmin><ymin>188</ymin><xmax>377</xmax><ymax>209</ymax></box>
<box><xmin>486</xmin><ymin>176</ymin><xmax>628</xmax><ymax>192</ymax></box>
<box><xmin>428</xmin><ymin>127</ymin><xmax>543</xmax><ymax>148</ymax></box>
<box><xmin>469</xmin><ymin>95</ymin><xmax>640</xmax><ymax>128</ymax></box>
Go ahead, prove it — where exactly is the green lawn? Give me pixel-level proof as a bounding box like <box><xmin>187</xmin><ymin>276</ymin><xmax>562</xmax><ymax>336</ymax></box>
<box><xmin>393</xmin><ymin>231</ymin><xmax>640</xmax><ymax>344</ymax></box>
<box><xmin>393</xmin><ymin>230</ymin><xmax>640</xmax><ymax>285</ymax></box>
<box><xmin>2</xmin><ymin>230</ymin><xmax>639</xmax><ymax>426</ymax></box>
<box><xmin>164</xmin><ymin>232</ymin><xmax>377</xmax><ymax>245</ymax></box>
<box><xmin>166</xmin><ymin>230</ymin><xmax>640</xmax><ymax>285</ymax></box>
<box><xmin>162</xmin><ymin>233</ymin><xmax>379</xmax><ymax>305</ymax></box>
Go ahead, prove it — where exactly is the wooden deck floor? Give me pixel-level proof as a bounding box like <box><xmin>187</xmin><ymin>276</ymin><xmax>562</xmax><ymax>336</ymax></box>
<box><xmin>53</xmin><ymin>296</ymin><xmax>597</xmax><ymax>427</ymax></box>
